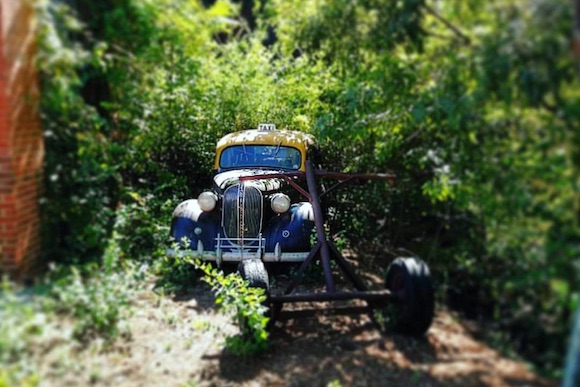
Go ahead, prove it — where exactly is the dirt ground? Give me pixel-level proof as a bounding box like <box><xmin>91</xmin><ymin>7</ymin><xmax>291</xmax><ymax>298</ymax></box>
<box><xmin>40</xmin><ymin>274</ymin><xmax>557</xmax><ymax>387</ymax></box>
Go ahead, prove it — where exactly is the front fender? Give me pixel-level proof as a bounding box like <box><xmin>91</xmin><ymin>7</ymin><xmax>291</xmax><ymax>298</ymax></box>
<box><xmin>264</xmin><ymin>202</ymin><xmax>315</xmax><ymax>252</ymax></box>
<box><xmin>169</xmin><ymin>199</ymin><xmax>220</xmax><ymax>250</ymax></box>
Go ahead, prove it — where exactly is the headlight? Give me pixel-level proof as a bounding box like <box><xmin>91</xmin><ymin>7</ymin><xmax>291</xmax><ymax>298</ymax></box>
<box><xmin>271</xmin><ymin>193</ymin><xmax>291</xmax><ymax>213</ymax></box>
<box><xmin>198</xmin><ymin>192</ymin><xmax>217</xmax><ymax>211</ymax></box>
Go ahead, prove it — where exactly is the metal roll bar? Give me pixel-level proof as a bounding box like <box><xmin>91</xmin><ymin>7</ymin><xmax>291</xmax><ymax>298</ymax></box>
<box><xmin>239</xmin><ymin>161</ymin><xmax>396</xmax><ymax>323</ymax></box>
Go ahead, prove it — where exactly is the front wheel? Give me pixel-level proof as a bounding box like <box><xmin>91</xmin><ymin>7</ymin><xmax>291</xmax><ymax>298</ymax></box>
<box><xmin>384</xmin><ymin>257</ymin><xmax>434</xmax><ymax>336</ymax></box>
<box><xmin>237</xmin><ymin>259</ymin><xmax>269</xmax><ymax>290</ymax></box>
<box><xmin>236</xmin><ymin>259</ymin><xmax>270</xmax><ymax>338</ymax></box>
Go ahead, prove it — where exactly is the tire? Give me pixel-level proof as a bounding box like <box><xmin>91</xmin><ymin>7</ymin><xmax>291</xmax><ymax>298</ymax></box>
<box><xmin>237</xmin><ymin>259</ymin><xmax>269</xmax><ymax>290</ymax></box>
<box><xmin>236</xmin><ymin>259</ymin><xmax>270</xmax><ymax>337</ymax></box>
<box><xmin>384</xmin><ymin>257</ymin><xmax>434</xmax><ymax>336</ymax></box>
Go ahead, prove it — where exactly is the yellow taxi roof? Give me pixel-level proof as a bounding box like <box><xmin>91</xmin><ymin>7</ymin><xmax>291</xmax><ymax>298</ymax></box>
<box><xmin>214</xmin><ymin>128</ymin><xmax>317</xmax><ymax>171</ymax></box>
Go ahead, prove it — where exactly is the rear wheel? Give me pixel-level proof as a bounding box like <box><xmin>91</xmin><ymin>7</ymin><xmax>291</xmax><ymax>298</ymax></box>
<box><xmin>384</xmin><ymin>257</ymin><xmax>434</xmax><ymax>336</ymax></box>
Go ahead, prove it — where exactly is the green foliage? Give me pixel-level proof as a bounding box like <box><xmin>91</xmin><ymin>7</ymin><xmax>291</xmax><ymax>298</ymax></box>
<box><xmin>46</xmin><ymin>241</ymin><xmax>141</xmax><ymax>341</ymax></box>
<box><xmin>37</xmin><ymin>0</ymin><xmax>579</xmax><ymax>375</ymax></box>
<box><xmin>153</xmin><ymin>254</ymin><xmax>199</xmax><ymax>294</ymax></box>
<box><xmin>113</xmin><ymin>194</ymin><xmax>174</xmax><ymax>260</ymax></box>
<box><xmin>176</xmin><ymin>255</ymin><xmax>269</xmax><ymax>356</ymax></box>
<box><xmin>206</xmin><ymin>271</ymin><xmax>270</xmax><ymax>355</ymax></box>
<box><xmin>36</xmin><ymin>0</ymin><xmax>121</xmax><ymax>264</ymax></box>
<box><xmin>0</xmin><ymin>240</ymin><xmax>145</xmax><ymax>384</ymax></box>
<box><xmin>48</xmin><ymin>267</ymin><xmax>128</xmax><ymax>341</ymax></box>
<box><xmin>0</xmin><ymin>279</ymin><xmax>44</xmax><ymax>386</ymax></box>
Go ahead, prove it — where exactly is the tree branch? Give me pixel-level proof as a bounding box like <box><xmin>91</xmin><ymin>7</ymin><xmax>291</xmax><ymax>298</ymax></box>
<box><xmin>423</xmin><ymin>4</ymin><xmax>471</xmax><ymax>46</ymax></box>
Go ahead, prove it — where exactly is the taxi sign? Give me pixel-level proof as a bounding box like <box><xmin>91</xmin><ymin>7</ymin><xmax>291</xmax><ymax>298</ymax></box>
<box><xmin>258</xmin><ymin>123</ymin><xmax>276</xmax><ymax>131</ymax></box>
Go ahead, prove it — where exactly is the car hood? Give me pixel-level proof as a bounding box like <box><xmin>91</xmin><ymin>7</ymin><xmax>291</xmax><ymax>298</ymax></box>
<box><xmin>214</xmin><ymin>170</ymin><xmax>289</xmax><ymax>192</ymax></box>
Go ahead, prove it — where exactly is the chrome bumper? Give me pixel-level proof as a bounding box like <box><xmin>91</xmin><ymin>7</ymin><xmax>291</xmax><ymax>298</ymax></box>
<box><xmin>167</xmin><ymin>233</ymin><xmax>309</xmax><ymax>263</ymax></box>
<box><xmin>165</xmin><ymin>249</ymin><xmax>309</xmax><ymax>263</ymax></box>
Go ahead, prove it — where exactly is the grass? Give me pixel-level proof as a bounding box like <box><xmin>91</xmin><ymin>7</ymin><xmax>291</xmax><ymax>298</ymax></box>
<box><xmin>0</xmin><ymin>235</ymin><xmax>266</xmax><ymax>385</ymax></box>
<box><xmin>0</xmin><ymin>240</ymin><xmax>149</xmax><ymax>386</ymax></box>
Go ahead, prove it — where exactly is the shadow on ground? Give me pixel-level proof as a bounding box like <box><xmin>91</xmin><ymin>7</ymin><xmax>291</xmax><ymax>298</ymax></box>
<box><xmin>164</xmin><ymin>259</ymin><xmax>556</xmax><ymax>387</ymax></box>
<box><xmin>200</xmin><ymin>307</ymin><xmax>555</xmax><ymax>387</ymax></box>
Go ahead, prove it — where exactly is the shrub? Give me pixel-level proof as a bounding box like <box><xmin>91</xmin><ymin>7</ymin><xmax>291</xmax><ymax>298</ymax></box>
<box><xmin>160</xmin><ymin>253</ymin><xmax>270</xmax><ymax>356</ymax></box>
<box><xmin>46</xmin><ymin>241</ymin><xmax>143</xmax><ymax>342</ymax></box>
<box><xmin>197</xmin><ymin>260</ymin><xmax>270</xmax><ymax>356</ymax></box>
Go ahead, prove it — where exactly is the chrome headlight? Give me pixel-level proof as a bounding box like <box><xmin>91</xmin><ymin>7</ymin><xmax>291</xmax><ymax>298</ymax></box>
<box><xmin>198</xmin><ymin>192</ymin><xmax>217</xmax><ymax>212</ymax></box>
<box><xmin>270</xmin><ymin>193</ymin><xmax>291</xmax><ymax>213</ymax></box>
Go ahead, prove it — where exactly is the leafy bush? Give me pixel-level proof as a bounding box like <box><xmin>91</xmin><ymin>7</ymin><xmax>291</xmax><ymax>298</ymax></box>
<box><xmin>153</xmin><ymin>254</ymin><xmax>199</xmax><ymax>295</ymax></box>
<box><xmin>199</xmin><ymin>260</ymin><xmax>270</xmax><ymax>356</ymax></box>
<box><xmin>46</xmin><ymin>241</ymin><xmax>142</xmax><ymax>341</ymax></box>
<box><xmin>48</xmin><ymin>268</ymin><xmax>129</xmax><ymax>341</ymax></box>
<box><xmin>162</xmin><ymin>253</ymin><xmax>270</xmax><ymax>356</ymax></box>
<box><xmin>36</xmin><ymin>0</ymin><xmax>121</xmax><ymax>264</ymax></box>
<box><xmin>113</xmin><ymin>194</ymin><xmax>175</xmax><ymax>261</ymax></box>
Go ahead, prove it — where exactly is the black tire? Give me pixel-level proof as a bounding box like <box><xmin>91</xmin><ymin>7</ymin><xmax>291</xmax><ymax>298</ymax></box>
<box><xmin>236</xmin><ymin>259</ymin><xmax>270</xmax><ymax>337</ymax></box>
<box><xmin>237</xmin><ymin>259</ymin><xmax>269</xmax><ymax>290</ymax></box>
<box><xmin>384</xmin><ymin>257</ymin><xmax>434</xmax><ymax>336</ymax></box>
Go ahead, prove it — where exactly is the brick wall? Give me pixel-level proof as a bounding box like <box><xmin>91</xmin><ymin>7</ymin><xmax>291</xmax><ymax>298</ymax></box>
<box><xmin>0</xmin><ymin>0</ymin><xmax>43</xmax><ymax>277</ymax></box>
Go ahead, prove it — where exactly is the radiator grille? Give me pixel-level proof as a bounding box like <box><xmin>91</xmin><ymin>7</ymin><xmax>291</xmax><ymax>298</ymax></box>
<box><xmin>222</xmin><ymin>184</ymin><xmax>262</xmax><ymax>243</ymax></box>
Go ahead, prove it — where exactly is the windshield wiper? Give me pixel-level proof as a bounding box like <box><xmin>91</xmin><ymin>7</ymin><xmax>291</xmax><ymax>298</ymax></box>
<box><xmin>274</xmin><ymin>142</ymin><xmax>282</xmax><ymax>157</ymax></box>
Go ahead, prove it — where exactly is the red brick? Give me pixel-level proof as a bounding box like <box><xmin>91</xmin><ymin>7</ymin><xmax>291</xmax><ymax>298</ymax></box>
<box><xmin>0</xmin><ymin>0</ymin><xmax>42</xmax><ymax>278</ymax></box>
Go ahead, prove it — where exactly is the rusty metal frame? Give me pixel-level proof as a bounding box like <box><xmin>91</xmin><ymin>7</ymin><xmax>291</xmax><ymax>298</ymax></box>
<box><xmin>239</xmin><ymin>161</ymin><xmax>398</xmax><ymax>322</ymax></box>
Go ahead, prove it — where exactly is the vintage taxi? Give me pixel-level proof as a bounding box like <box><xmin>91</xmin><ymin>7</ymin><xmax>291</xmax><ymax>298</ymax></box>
<box><xmin>168</xmin><ymin>124</ymin><xmax>435</xmax><ymax>336</ymax></box>
<box><xmin>168</xmin><ymin>124</ymin><xmax>318</xmax><ymax>266</ymax></box>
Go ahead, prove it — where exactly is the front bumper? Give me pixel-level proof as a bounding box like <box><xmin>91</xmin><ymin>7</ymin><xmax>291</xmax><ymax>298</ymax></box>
<box><xmin>166</xmin><ymin>233</ymin><xmax>310</xmax><ymax>264</ymax></box>
<box><xmin>165</xmin><ymin>249</ymin><xmax>309</xmax><ymax>263</ymax></box>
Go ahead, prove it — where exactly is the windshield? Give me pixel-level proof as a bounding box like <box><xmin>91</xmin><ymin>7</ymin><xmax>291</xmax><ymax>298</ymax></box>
<box><xmin>219</xmin><ymin>145</ymin><xmax>302</xmax><ymax>170</ymax></box>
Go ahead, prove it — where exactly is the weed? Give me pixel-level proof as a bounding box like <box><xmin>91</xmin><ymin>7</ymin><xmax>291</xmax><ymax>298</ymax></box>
<box><xmin>0</xmin><ymin>238</ymin><xmax>147</xmax><ymax>385</ymax></box>
<box><xmin>166</xmin><ymin>252</ymin><xmax>270</xmax><ymax>356</ymax></box>
<box><xmin>182</xmin><ymin>380</ymin><xmax>199</xmax><ymax>387</ymax></box>
<box><xmin>183</xmin><ymin>337</ymin><xmax>194</xmax><ymax>349</ymax></box>
<box><xmin>327</xmin><ymin>378</ymin><xmax>343</xmax><ymax>387</ymax></box>
<box><xmin>373</xmin><ymin>309</ymin><xmax>386</xmax><ymax>329</ymax></box>
<box><xmin>197</xmin><ymin>259</ymin><xmax>270</xmax><ymax>356</ymax></box>
<box><xmin>411</xmin><ymin>370</ymin><xmax>422</xmax><ymax>384</ymax></box>
<box><xmin>46</xmin><ymin>242</ymin><xmax>139</xmax><ymax>342</ymax></box>
<box><xmin>192</xmin><ymin>319</ymin><xmax>211</xmax><ymax>331</ymax></box>
<box><xmin>166</xmin><ymin>314</ymin><xmax>178</xmax><ymax>326</ymax></box>
<box><xmin>153</xmin><ymin>255</ymin><xmax>198</xmax><ymax>294</ymax></box>
<box><xmin>0</xmin><ymin>278</ymin><xmax>46</xmax><ymax>385</ymax></box>
<box><xmin>89</xmin><ymin>368</ymin><xmax>101</xmax><ymax>384</ymax></box>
